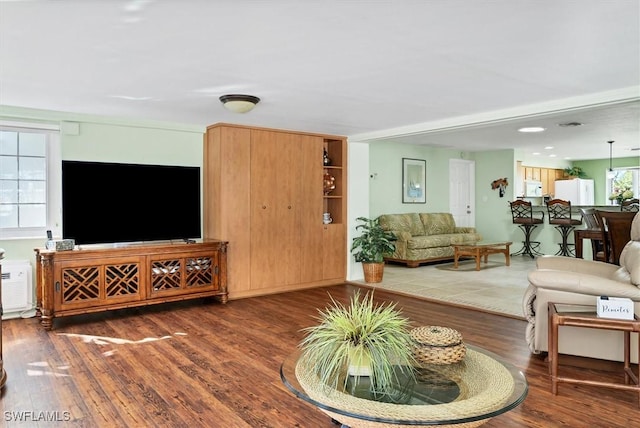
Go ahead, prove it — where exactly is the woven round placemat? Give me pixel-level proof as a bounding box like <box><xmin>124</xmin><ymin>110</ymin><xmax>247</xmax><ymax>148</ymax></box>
<box><xmin>410</xmin><ymin>326</ymin><xmax>466</xmax><ymax>365</ymax></box>
<box><xmin>295</xmin><ymin>348</ymin><xmax>516</xmax><ymax>428</ymax></box>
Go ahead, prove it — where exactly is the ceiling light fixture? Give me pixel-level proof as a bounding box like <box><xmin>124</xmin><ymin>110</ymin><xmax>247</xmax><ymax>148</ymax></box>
<box><xmin>557</xmin><ymin>121</ymin><xmax>583</xmax><ymax>127</ymax></box>
<box><xmin>607</xmin><ymin>140</ymin><xmax>616</xmax><ymax>179</ymax></box>
<box><xmin>518</xmin><ymin>126</ymin><xmax>546</xmax><ymax>133</ymax></box>
<box><xmin>219</xmin><ymin>94</ymin><xmax>260</xmax><ymax>113</ymax></box>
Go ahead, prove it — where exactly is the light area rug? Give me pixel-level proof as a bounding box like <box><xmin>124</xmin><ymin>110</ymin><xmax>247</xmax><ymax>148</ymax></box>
<box><xmin>350</xmin><ymin>255</ymin><xmax>537</xmax><ymax>320</ymax></box>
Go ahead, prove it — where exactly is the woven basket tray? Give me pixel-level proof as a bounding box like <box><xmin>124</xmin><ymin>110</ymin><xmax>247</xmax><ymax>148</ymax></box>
<box><xmin>410</xmin><ymin>326</ymin><xmax>466</xmax><ymax>365</ymax></box>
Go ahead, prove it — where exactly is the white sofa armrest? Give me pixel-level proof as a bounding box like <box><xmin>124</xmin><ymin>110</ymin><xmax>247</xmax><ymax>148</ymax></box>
<box><xmin>535</xmin><ymin>255</ymin><xmax>619</xmax><ymax>278</ymax></box>
<box><xmin>528</xmin><ymin>269</ymin><xmax>640</xmax><ymax>300</ymax></box>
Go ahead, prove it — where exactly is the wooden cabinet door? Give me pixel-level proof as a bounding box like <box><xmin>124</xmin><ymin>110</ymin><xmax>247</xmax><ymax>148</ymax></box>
<box><xmin>540</xmin><ymin>168</ymin><xmax>549</xmax><ymax>195</ymax></box>
<box><xmin>204</xmin><ymin>126</ymin><xmax>251</xmax><ymax>294</ymax></box>
<box><xmin>323</xmin><ymin>225</ymin><xmax>346</xmax><ymax>280</ymax></box>
<box><xmin>54</xmin><ymin>256</ymin><xmax>143</xmax><ymax>312</ymax></box>
<box><xmin>148</xmin><ymin>250</ymin><xmax>219</xmax><ymax>298</ymax></box>
<box><xmin>524</xmin><ymin>167</ymin><xmax>533</xmax><ymax>181</ymax></box>
<box><xmin>250</xmin><ymin>130</ymin><xmax>303</xmax><ymax>288</ymax></box>
<box><xmin>299</xmin><ymin>135</ymin><xmax>324</xmax><ymax>283</ymax></box>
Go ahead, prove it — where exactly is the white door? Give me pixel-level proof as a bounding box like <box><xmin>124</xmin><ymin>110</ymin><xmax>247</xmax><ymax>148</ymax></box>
<box><xmin>449</xmin><ymin>159</ymin><xmax>475</xmax><ymax>227</ymax></box>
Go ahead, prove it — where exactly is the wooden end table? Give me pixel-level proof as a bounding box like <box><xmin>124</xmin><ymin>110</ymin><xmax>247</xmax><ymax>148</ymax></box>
<box><xmin>547</xmin><ymin>302</ymin><xmax>640</xmax><ymax>407</ymax></box>
<box><xmin>453</xmin><ymin>242</ymin><xmax>512</xmax><ymax>271</ymax></box>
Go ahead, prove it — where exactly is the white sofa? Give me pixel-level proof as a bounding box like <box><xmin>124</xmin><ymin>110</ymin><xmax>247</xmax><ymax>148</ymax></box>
<box><xmin>524</xmin><ymin>212</ymin><xmax>640</xmax><ymax>363</ymax></box>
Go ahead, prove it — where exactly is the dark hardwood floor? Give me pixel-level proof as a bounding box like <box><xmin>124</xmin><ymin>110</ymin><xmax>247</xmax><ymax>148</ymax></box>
<box><xmin>1</xmin><ymin>284</ymin><xmax>638</xmax><ymax>427</ymax></box>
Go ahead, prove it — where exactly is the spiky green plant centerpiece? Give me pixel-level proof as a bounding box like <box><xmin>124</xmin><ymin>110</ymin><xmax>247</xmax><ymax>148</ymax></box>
<box><xmin>299</xmin><ymin>291</ymin><xmax>415</xmax><ymax>397</ymax></box>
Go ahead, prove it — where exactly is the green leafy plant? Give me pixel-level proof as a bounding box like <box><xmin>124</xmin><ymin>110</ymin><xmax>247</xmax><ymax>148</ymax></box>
<box><xmin>299</xmin><ymin>291</ymin><xmax>415</xmax><ymax>396</ymax></box>
<box><xmin>563</xmin><ymin>166</ymin><xmax>587</xmax><ymax>178</ymax></box>
<box><xmin>350</xmin><ymin>216</ymin><xmax>396</xmax><ymax>263</ymax></box>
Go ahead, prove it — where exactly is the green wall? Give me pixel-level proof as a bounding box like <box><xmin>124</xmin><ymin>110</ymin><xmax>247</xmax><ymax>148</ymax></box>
<box><xmin>368</xmin><ymin>141</ymin><xmax>464</xmax><ymax>217</ymax></box>
<box><xmin>0</xmin><ymin>106</ymin><xmax>205</xmax><ymax>265</ymax></box>
<box><xmin>367</xmin><ymin>144</ymin><xmax>525</xmax><ymax>251</ymax></box>
<box><xmin>573</xmin><ymin>157</ymin><xmax>640</xmax><ymax>204</ymax></box>
<box><xmin>474</xmin><ymin>150</ymin><xmax>515</xmax><ymax>243</ymax></box>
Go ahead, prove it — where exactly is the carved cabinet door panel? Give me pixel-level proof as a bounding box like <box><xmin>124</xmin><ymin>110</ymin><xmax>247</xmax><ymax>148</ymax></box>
<box><xmin>54</xmin><ymin>256</ymin><xmax>143</xmax><ymax>311</ymax></box>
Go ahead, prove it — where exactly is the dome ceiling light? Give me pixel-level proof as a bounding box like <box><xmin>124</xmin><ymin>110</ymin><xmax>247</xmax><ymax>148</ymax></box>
<box><xmin>219</xmin><ymin>94</ymin><xmax>260</xmax><ymax>113</ymax></box>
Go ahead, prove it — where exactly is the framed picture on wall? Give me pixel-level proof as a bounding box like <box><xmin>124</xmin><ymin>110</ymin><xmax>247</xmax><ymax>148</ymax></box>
<box><xmin>402</xmin><ymin>158</ymin><xmax>426</xmax><ymax>203</ymax></box>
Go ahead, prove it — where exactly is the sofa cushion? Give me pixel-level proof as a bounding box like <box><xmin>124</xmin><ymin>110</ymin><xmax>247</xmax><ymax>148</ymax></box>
<box><xmin>407</xmin><ymin>233</ymin><xmax>480</xmax><ymax>249</ymax></box>
<box><xmin>419</xmin><ymin>213</ymin><xmax>456</xmax><ymax>235</ymax></box>
<box><xmin>379</xmin><ymin>213</ymin><xmax>424</xmax><ymax>236</ymax></box>
<box><xmin>619</xmin><ymin>241</ymin><xmax>640</xmax><ymax>286</ymax></box>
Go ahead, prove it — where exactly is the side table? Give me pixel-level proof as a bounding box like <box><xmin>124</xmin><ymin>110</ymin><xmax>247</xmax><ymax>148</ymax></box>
<box><xmin>548</xmin><ymin>302</ymin><xmax>640</xmax><ymax>406</ymax></box>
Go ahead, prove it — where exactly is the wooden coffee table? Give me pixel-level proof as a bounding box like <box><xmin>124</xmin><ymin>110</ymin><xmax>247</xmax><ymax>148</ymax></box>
<box><xmin>453</xmin><ymin>242</ymin><xmax>512</xmax><ymax>271</ymax></box>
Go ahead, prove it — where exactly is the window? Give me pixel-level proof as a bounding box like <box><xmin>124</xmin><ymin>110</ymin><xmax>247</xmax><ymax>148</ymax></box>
<box><xmin>0</xmin><ymin>122</ymin><xmax>61</xmax><ymax>240</ymax></box>
<box><xmin>606</xmin><ymin>167</ymin><xmax>639</xmax><ymax>205</ymax></box>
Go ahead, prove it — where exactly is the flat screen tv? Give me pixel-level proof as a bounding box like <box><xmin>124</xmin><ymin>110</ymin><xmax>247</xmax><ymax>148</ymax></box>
<box><xmin>62</xmin><ymin>160</ymin><xmax>201</xmax><ymax>245</ymax></box>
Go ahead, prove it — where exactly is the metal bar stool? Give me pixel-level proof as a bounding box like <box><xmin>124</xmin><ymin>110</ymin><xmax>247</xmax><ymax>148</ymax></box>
<box><xmin>621</xmin><ymin>198</ymin><xmax>639</xmax><ymax>212</ymax></box>
<box><xmin>546</xmin><ymin>199</ymin><xmax>582</xmax><ymax>256</ymax></box>
<box><xmin>509</xmin><ymin>200</ymin><xmax>545</xmax><ymax>258</ymax></box>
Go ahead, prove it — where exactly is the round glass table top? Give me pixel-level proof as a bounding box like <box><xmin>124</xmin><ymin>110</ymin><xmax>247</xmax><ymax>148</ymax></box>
<box><xmin>280</xmin><ymin>344</ymin><xmax>528</xmax><ymax>426</ymax></box>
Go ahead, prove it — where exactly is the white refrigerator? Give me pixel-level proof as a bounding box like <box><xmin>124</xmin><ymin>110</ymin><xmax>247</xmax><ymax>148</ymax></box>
<box><xmin>554</xmin><ymin>178</ymin><xmax>594</xmax><ymax>205</ymax></box>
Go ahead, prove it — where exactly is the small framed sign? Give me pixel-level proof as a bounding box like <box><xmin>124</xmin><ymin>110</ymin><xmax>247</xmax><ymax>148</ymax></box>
<box><xmin>402</xmin><ymin>158</ymin><xmax>426</xmax><ymax>204</ymax></box>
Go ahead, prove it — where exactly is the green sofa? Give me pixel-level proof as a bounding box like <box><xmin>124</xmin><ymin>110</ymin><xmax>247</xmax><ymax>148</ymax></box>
<box><xmin>378</xmin><ymin>213</ymin><xmax>482</xmax><ymax>267</ymax></box>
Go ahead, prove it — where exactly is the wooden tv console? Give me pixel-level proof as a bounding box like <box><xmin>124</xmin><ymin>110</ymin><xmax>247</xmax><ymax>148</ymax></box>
<box><xmin>34</xmin><ymin>240</ymin><xmax>228</xmax><ymax>330</ymax></box>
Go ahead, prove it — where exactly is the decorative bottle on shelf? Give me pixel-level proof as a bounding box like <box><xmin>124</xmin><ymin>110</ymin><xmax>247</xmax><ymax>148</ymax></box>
<box><xmin>323</xmin><ymin>173</ymin><xmax>336</xmax><ymax>195</ymax></box>
<box><xmin>323</xmin><ymin>149</ymin><xmax>332</xmax><ymax>166</ymax></box>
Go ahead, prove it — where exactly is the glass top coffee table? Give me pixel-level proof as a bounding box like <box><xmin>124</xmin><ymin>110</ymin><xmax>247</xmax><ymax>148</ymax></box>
<box><xmin>280</xmin><ymin>344</ymin><xmax>527</xmax><ymax>428</ymax></box>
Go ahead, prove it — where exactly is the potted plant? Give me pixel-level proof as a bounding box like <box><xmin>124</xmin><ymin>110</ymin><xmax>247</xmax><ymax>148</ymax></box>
<box><xmin>350</xmin><ymin>216</ymin><xmax>396</xmax><ymax>283</ymax></box>
<box><xmin>299</xmin><ymin>291</ymin><xmax>415</xmax><ymax>396</ymax></box>
<box><xmin>563</xmin><ymin>166</ymin><xmax>587</xmax><ymax>179</ymax></box>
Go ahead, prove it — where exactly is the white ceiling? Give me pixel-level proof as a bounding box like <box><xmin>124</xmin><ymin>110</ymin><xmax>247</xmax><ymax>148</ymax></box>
<box><xmin>1</xmin><ymin>0</ymin><xmax>639</xmax><ymax>160</ymax></box>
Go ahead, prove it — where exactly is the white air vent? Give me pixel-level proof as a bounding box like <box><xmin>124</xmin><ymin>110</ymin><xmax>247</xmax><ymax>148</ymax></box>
<box><xmin>1</xmin><ymin>260</ymin><xmax>34</xmax><ymax>319</ymax></box>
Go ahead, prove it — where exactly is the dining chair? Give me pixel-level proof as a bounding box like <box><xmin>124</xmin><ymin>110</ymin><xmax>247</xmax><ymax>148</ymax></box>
<box><xmin>595</xmin><ymin>210</ymin><xmax>636</xmax><ymax>265</ymax></box>
<box><xmin>578</xmin><ymin>208</ymin><xmax>605</xmax><ymax>262</ymax></box>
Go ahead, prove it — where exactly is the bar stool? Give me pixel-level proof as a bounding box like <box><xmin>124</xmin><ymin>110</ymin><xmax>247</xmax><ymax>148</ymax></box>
<box><xmin>546</xmin><ymin>199</ymin><xmax>582</xmax><ymax>256</ymax></box>
<box><xmin>509</xmin><ymin>200</ymin><xmax>544</xmax><ymax>258</ymax></box>
<box><xmin>621</xmin><ymin>198</ymin><xmax>639</xmax><ymax>212</ymax></box>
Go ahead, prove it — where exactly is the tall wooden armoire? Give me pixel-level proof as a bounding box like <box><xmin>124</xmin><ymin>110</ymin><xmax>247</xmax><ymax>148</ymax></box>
<box><xmin>203</xmin><ymin>124</ymin><xmax>347</xmax><ymax>299</ymax></box>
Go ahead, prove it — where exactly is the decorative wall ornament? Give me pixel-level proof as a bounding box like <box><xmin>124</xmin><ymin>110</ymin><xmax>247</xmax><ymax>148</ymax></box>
<box><xmin>491</xmin><ymin>177</ymin><xmax>509</xmax><ymax>198</ymax></box>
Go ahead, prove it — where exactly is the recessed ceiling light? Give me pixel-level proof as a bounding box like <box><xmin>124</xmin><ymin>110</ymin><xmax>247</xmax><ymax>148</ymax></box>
<box><xmin>544</xmin><ymin>146</ymin><xmax>554</xmax><ymax>150</ymax></box>
<box><xmin>518</xmin><ymin>127</ymin><xmax>546</xmax><ymax>133</ymax></box>
<box><xmin>549</xmin><ymin>154</ymin><xmax>557</xmax><ymax>158</ymax></box>
<box><xmin>557</xmin><ymin>121</ymin><xmax>583</xmax><ymax>127</ymax></box>
<box><xmin>110</xmin><ymin>95</ymin><xmax>153</xmax><ymax>101</ymax></box>
<box><xmin>532</xmin><ymin>152</ymin><xmax>541</xmax><ymax>155</ymax></box>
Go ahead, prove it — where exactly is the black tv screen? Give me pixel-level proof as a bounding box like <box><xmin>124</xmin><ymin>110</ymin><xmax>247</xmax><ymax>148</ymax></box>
<box><xmin>62</xmin><ymin>160</ymin><xmax>201</xmax><ymax>245</ymax></box>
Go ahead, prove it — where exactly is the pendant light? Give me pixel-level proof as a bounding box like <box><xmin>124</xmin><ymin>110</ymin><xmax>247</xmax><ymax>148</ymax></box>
<box><xmin>607</xmin><ymin>140</ymin><xmax>616</xmax><ymax>179</ymax></box>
